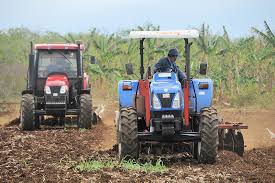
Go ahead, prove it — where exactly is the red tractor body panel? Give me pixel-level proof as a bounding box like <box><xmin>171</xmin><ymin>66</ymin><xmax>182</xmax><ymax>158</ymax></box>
<box><xmin>45</xmin><ymin>74</ymin><xmax>69</xmax><ymax>89</ymax></box>
<box><xmin>183</xmin><ymin>81</ymin><xmax>189</xmax><ymax>128</ymax></box>
<box><xmin>138</xmin><ymin>79</ymin><xmax>151</xmax><ymax>127</ymax></box>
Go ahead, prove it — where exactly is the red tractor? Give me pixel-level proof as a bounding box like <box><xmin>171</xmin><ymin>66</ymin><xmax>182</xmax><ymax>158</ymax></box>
<box><xmin>20</xmin><ymin>42</ymin><xmax>97</xmax><ymax>130</ymax></box>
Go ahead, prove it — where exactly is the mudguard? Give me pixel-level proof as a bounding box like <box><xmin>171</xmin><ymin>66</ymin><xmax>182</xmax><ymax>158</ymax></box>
<box><xmin>118</xmin><ymin>80</ymin><xmax>139</xmax><ymax>108</ymax></box>
<box><xmin>22</xmin><ymin>89</ymin><xmax>33</xmax><ymax>95</ymax></box>
<box><xmin>189</xmin><ymin>78</ymin><xmax>213</xmax><ymax>113</ymax></box>
<box><xmin>80</xmin><ymin>89</ymin><xmax>91</xmax><ymax>94</ymax></box>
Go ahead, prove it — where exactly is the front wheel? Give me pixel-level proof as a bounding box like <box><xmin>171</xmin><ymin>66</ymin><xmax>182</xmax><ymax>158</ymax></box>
<box><xmin>78</xmin><ymin>94</ymin><xmax>92</xmax><ymax>129</ymax></box>
<box><xmin>118</xmin><ymin>107</ymin><xmax>139</xmax><ymax>161</ymax></box>
<box><xmin>196</xmin><ymin>107</ymin><xmax>219</xmax><ymax>164</ymax></box>
<box><xmin>20</xmin><ymin>94</ymin><xmax>35</xmax><ymax>131</ymax></box>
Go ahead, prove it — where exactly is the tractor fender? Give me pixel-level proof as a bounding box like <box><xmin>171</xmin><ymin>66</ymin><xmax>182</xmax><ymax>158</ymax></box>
<box><xmin>118</xmin><ymin>80</ymin><xmax>139</xmax><ymax>108</ymax></box>
<box><xmin>189</xmin><ymin>78</ymin><xmax>213</xmax><ymax>113</ymax></box>
<box><xmin>22</xmin><ymin>89</ymin><xmax>33</xmax><ymax>95</ymax></box>
<box><xmin>80</xmin><ymin>89</ymin><xmax>91</xmax><ymax>95</ymax></box>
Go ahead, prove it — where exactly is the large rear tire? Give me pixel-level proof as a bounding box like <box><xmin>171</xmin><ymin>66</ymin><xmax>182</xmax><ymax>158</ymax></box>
<box><xmin>20</xmin><ymin>94</ymin><xmax>35</xmax><ymax>131</ymax></box>
<box><xmin>198</xmin><ymin>107</ymin><xmax>219</xmax><ymax>164</ymax></box>
<box><xmin>118</xmin><ymin>107</ymin><xmax>139</xmax><ymax>161</ymax></box>
<box><xmin>78</xmin><ymin>94</ymin><xmax>92</xmax><ymax>129</ymax></box>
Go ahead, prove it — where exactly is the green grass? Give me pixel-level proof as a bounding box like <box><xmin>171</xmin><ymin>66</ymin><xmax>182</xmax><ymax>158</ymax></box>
<box><xmin>74</xmin><ymin>159</ymin><xmax>168</xmax><ymax>173</ymax></box>
<box><xmin>105</xmin><ymin>160</ymin><xmax>116</xmax><ymax>169</ymax></box>
<box><xmin>63</xmin><ymin>127</ymin><xmax>68</xmax><ymax>133</ymax></box>
<box><xmin>229</xmin><ymin>85</ymin><xmax>275</xmax><ymax>109</ymax></box>
<box><xmin>120</xmin><ymin>159</ymin><xmax>168</xmax><ymax>173</ymax></box>
<box><xmin>79</xmin><ymin>128</ymin><xmax>87</xmax><ymax>133</ymax></box>
<box><xmin>75</xmin><ymin>160</ymin><xmax>104</xmax><ymax>172</ymax></box>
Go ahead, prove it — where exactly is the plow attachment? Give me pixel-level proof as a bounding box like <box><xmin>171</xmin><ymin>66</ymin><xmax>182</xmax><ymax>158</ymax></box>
<box><xmin>36</xmin><ymin>105</ymin><xmax>104</xmax><ymax>127</ymax></box>
<box><xmin>45</xmin><ymin>105</ymin><xmax>105</xmax><ymax>127</ymax></box>
<box><xmin>218</xmin><ymin>122</ymin><xmax>248</xmax><ymax>156</ymax></box>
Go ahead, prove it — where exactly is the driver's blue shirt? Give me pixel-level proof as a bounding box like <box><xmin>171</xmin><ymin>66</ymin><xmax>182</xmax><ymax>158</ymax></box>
<box><xmin>154</xmin><ymin>57</ymin><xmax>186</xmax><ymax>82</ymax></box>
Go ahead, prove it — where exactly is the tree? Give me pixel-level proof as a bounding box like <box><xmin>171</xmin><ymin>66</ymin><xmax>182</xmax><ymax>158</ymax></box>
<box><xmin>195</xmin><ymin>24</ymin><xmax>219</xmax><ymax>62</ymax></box>
<box><xmin>252</xmin><ymin>21</ymin><xmax>275</xmax><ymax>48</ymax></box>
<box><xmin>252</xmin><ymin>21</ymin><xmax>275</xmax><ymax>92</ymax></box>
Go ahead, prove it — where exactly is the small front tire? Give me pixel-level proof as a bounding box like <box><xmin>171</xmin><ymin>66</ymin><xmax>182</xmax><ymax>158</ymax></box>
<box><xmin>78</xmin><ymin>94</ymin><xmax>92</xmax><ymax>129</ymax></box>
<box><xmin>20</xmin><ymin>94</ymin><xmax>35</xmax><ymax>131</ymax></box>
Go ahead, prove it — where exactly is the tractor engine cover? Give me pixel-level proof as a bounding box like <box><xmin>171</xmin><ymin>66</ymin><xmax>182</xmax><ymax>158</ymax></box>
<box><xmin>150</xmin><ymin>72</ymin><xmax>184</xmax><ymax>135</ymax></box>
<box><xmin>44</xmin><ymin>74</ymin><xmax>69</xmax><ymax>115</ymax></box>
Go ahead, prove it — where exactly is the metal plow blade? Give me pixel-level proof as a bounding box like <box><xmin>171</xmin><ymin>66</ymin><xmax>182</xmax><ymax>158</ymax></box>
<box><xmin>218</xmin><ymin>122</ymin><xmax>248</xmax><ymax>156</ymax></box>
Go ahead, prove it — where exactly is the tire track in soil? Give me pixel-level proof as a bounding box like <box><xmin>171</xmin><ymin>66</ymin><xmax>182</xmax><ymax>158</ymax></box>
<box><xmin>97</xmin><ymin>112</ymin><xmax>117</xmax><ymax>150</ymax></box>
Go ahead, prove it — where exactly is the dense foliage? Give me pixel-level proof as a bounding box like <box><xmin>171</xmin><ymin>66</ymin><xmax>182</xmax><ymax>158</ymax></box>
<box><xmin>0</xmin><ymin>22</ymin><xmax>274</xmax><ymax>108</ymax></box>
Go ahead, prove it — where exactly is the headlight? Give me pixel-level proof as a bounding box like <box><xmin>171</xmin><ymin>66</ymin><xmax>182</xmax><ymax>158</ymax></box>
<box><xmin>152</xmin><ymin>94</ymin><xmax>161</xmax><ymax>109</ymax></box>
<box><xmin>172</xmin><ymin>92</ymin><xmax>180</xmax><ymax>108</ymax></box>
<box><xmin>45</xmin><ymin>86</ymin><xmax>51</xmax><ymax>94</ymax></box>
<box><xmin>60</xmin><ymin>86</ymin><xmax>66</xmax><ymax>94</ymax></box>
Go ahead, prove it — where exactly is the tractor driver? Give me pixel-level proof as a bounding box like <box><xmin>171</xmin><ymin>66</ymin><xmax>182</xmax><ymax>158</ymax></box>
<box><xmin>154</xmin><ymin>48</ymin><xmax>186</xmax><ymax>83</ymax></box>
<box><xmin>47</xmin><ymin>57</ymin><xmax>66</xmax><ymax>74</ymax></box>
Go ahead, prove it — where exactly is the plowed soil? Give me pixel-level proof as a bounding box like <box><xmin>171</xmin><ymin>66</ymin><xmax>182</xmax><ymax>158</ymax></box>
<box><xmin>0</xmin><ymin>102</ymin><xmax>274</xmax><ymax>182</ymax></box>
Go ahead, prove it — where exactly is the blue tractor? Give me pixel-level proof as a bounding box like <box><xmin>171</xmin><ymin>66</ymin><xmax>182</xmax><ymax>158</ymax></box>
<box><xmin>117</xmin><ymin>30</ymin><xmax>247</xmax><ymax>163</ymax></box>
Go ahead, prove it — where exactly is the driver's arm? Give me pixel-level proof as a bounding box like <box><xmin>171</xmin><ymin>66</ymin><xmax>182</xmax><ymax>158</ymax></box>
<box><xmin>153</xmin><ymin>61</ymin><xmax>161</xmax><ymax>73</ymax></box>
<box><xmin>177</xmin><ymin>68</ymin><xmax>186</xmax><ymax>82</ymax></box>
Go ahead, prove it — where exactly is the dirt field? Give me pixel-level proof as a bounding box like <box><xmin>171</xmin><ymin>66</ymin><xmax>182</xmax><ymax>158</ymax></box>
<box><xmin>0</xmin><ymin>102</ymin><xmax>274</xmax><ymax>182</ymax></box>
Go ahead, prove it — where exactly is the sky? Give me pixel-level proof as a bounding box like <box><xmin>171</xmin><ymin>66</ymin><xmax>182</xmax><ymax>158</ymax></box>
<box><xmin>0</xmin><ymin>0</ymin><xmax>274</xmax><ymax>38</ymax></box>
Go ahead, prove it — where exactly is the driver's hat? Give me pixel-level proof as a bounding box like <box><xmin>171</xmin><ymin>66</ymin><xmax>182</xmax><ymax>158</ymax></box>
<box><xmin>168</xmin><ymin>48</ymin><xmax>179</xmax><ymax>57</ymax></box>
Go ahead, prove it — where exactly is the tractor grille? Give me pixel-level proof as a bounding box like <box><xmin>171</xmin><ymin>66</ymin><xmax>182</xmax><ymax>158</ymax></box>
<box><xmin>50</xmin><ymin>86</ymin><xmax>61</xmax><ymax>93</ymax></box>
<box><xmin>151</xmin><ymin>110</ymin><xmax>182</xmax><ymax>119</ymax></box>
<box><xmin>157</xmin><ymin>93</ymin><xmax>175</xmax><ymax>108</ymax></box>
<box><xmin>45</xmin><ymin>95</ymin><xmax>66</xmax><ymax>104</ymax></box>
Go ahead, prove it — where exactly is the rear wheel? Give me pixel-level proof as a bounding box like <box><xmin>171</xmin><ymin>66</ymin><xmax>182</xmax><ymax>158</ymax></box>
<box><xmin>118</xmin><ymin>107</ymin><xmax>139</xmax><ymax>161</ymax></box>
<box><xmin>78</xmin><ymin>94</ymin><xmax>92</xmax><ymax>129</ymax></box>
<box><xmin>197</xmin><ymin>107</ymin><xmax>219</xmax><ymax>164</ymax></box>
<box><xmin>20</xmin><ymin>94</ymin><xmax>35</xmax><ymax>131</ymax></box>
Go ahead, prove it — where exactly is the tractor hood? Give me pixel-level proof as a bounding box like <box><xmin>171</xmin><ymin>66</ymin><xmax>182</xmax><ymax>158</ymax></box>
<box><xmin>150</xmin><ymin>72</ymin><xmax>181</xmax><ymax>94</ymax></box>
<box><xmin>150</xmin><ymin>80</ymin><xmax>181</xmax><ymax>94</ymax></box>
<box><xmin>150</xmin><ymin>72</ymin><xmax>184</xmax><ymax>111</ymax></box>
<box><xmin>45</xmin><ymin>74</ymin><xmax>69</xmax><ymax>87</ymax></box>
